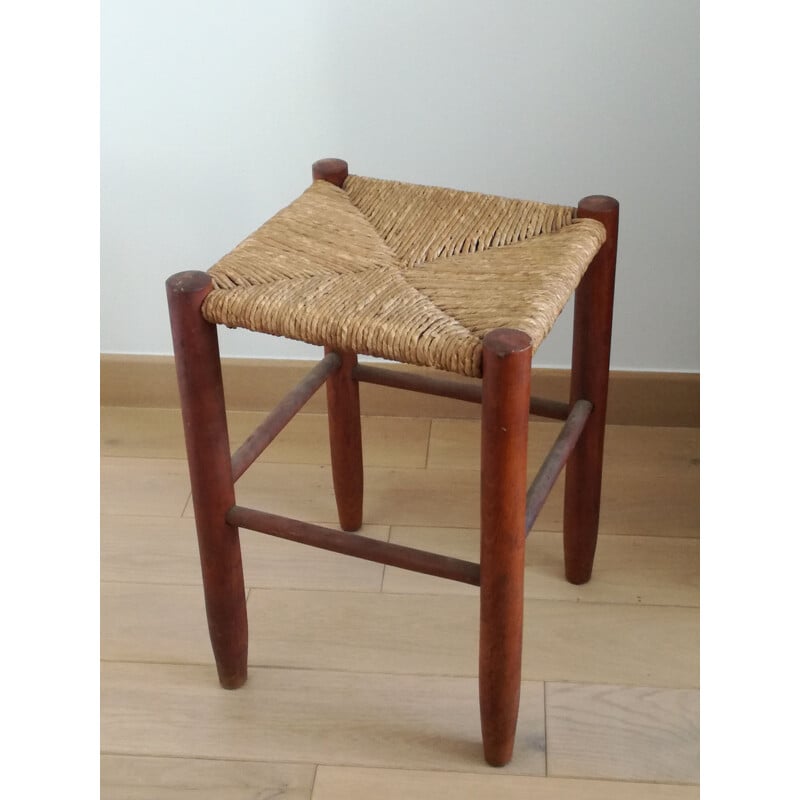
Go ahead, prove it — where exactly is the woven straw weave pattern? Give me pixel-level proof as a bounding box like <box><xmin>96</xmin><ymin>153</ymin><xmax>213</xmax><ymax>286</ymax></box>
<box><xmin>202</xmin><ymin>176</ymin><xmax>606</xmax><ymax>377</ymax></box>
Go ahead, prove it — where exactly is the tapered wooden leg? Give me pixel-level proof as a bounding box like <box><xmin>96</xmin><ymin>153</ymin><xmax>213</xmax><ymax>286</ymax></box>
<box><xmin>479</xmin><ymin>328</ymin><xmax>532</xmax><ymax>767</ymax></box>
<box><xmin>563</xmin><ymin>196</ymin><xmax>619</xmax><ymax>584</ymax></box>
<box><xmin>166</xmin><ymin>270</ymin><xmax>248</xmax><ymax>689</ymax></box>
<box><xmin>325</xmin><ymin>348</ymin><xmax>364</xmax><ymax>531</ymax></box>
<box><xmin>312</xmin><ymin>159</ymin><xmax>363</xmax><ymax>530</ymax></box>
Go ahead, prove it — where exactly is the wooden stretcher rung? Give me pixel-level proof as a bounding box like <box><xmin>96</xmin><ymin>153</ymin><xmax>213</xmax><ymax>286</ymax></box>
<box><xmin>226</xmin><ymin>504</ymin><xmax>481</xmax><ymax>585</ymax></box>
<box><xmin>353</xmin><ymin>364</ymin><xmax>570</xmax><ymax>420</ymax></box>
<box><xmin>230</xmin><ymin>352</ymin><xmax>341</xmax><ymax>481</ymax></box>
<box><xmin>525</xmin><ymin>399</ymin><xmax>593</xmax><ymax>536</ymax></box>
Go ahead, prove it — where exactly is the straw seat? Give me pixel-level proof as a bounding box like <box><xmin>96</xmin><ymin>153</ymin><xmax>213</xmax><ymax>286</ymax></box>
<box><xmin>166</xmin><ymin>157</ymin><xmax>620</xmax><ymax>768</ymax></box>
<box><xmin>202</xmin><ymin>175</ymin><xmax>607</xmax><ymax>377</ymax></box>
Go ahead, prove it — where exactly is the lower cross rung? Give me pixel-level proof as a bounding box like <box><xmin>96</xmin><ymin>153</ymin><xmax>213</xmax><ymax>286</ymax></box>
<box><xmin>226</xmin><ymin>505</ymin><xmax>481</xmax><ymax>585</ymax></box>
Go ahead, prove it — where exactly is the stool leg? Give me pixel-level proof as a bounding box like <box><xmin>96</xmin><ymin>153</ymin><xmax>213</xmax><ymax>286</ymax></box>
<box><xmin>563</xmin><ymin>196</ymin><xmax>619</xmax><ymax>584</ymax></box>
<box><xmin>479</xmin><ymin>329</ymin><xmax>532</xmax><ymax>767</ymax></box>
<box><xmin>325</xmin><ymin>348</ymin><xmax>364</xmax><ymax>531</ymax></box>
<box><xmin>166</xmin><ymin>271</ymin><xmax>248</xmax><ymax>689</ymax></box>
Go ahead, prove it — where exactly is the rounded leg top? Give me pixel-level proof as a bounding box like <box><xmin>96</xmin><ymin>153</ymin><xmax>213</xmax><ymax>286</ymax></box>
<box><xmin>166</xmin><ymin>270</ymin><xmax>213</xmax><ymax>296</ymax></box>
<box><xmin>312</xmin><ymin>158</ymin><xmax>349</xmax><ymax>187</ymax></box>
<box><xmin>482</xmin><ymin>328</ymin><xmax>533</xmax><ymax>359</ymax></box>
<box><xmin>577</xmin><ymin>196</ymin><xmax>620</xmax><ymax>232</ymax></box>
<box><xmin>577</xmin><ymin>195</ymin><xmax>619</xmax><ymax>213</ymax></box>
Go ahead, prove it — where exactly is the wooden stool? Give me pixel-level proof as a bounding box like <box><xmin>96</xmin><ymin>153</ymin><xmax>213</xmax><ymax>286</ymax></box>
<box><xmin>166</xmin><ymin>159</ymin><xmax>618</xmax><ymax>767</ymax></box>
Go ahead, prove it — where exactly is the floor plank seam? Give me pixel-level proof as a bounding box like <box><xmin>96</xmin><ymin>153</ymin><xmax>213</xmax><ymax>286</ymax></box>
<box><xmin>100</xmin><ymin>750</ymin><xmax>494</xmax><ymax>776</ymax></box>
<box><xmin>101</xmin><ymin>659</ymin><xmax>698</xmax><ymax>690</ymax></box>
<box><xmin>101</xmin><ymin>523</ymin><xmax>698</xmax><ymax>544</ymax></box>
<box><xmin>101</xmin><ymin>578</ymin><xmax>203</xmax><ymax>589</ymax></box>
<box><xmin>99</xmin><ymin>751</ymin><xmax>699</xmax><ymax>786</ymax></box>
<box><xmin>99</xmin><ymin>750</ymin><xmax>540</xmax><ymax>777</ymax></box>
<box><xmin>542</xmin><ymin>680</ymin><xmax>549</xmax><ymax>777</ymax></box>
<box><xmin>180</xmin><ymin>493</ymin><xmax>193</xmax><ymax>517</ymax></box>
<box><xmin>370</xmin><ymin>587</ymin><xmax>698</xmax><ymax>611</ymax></box>
<box><xmin>422</xmin><ymin>418</ymin><xmax>433</xmax><ymax>468</ymax></box>
<box><xmin>243</xmin><ymin>584</ymin><xmax>386</xmax><ymax>594</ymax></box>
<box><xmin>102</xmin><ymin>452</ymin><xmax>695</xmax><ymax>478</ymax></box>
<box><xmin>309</xmin><ymin>764</ymin><xmax>319</xmax><ymax>798</ymax></box>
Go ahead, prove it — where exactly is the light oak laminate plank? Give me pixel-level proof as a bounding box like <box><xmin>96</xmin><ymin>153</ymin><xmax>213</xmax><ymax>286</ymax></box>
<box><xmin>311</xmin><ymin>765</ymin><xmax>700</xmax><ymax>800</ymax></box>
<box><xmin>428</xmin><ymin>420</ymin><xmax>699</xmax><ymax>537</ymax></box>
<box><xmin>110</xmin><ymin>438</ymin><xmax>697</xmax><ymax>538</ymax></box>
<box><xmin>546</xmin><ymin>682</ymin><xmax>699</xmax><ymax>784</ymax></box>
<box><xmin>101</xmin><ymin>457</ymin><xmax>191</xmax><ymax>517</ymax></box>
<box><xmin>101</xmin><ymin>583</ymin><xmax>697</xmax><ymax>687</ymax></box>
<box><xmin>101</xmin><ymin>406</ymin><xmax>184</xmax><ymax>460</ymax></box>
<box><xmin>101</xmin><ymin>516</ymin><xmax>202</xmax><ymax>585</ymax></box>
<box><xmin>100</xmin><ymin>755</ymin><xmax>315</xmax><ymax>800</ymax></box>
<box><xmin>101</xmin><ymin>581</ymin><xmax>213</xmax><ymax>665</ymax></box>
<box><xmin>208</xmin><ymin>462</ymin><xmax>479</xmax><ymax>529</ymax></box>
<box><xmin>213</xmin><ymin>460</ymin><xmax>696</xmax><ymax>537</ymax></box>
<box><xmin>384</xmin><ymin>527</ymin><xmax>699</xmax><ymax>606</ymax></box>
<box><xmin>245</xmin><ymin>589</ymin><xmax>698</xmax><ymax>688</ymax></box>
<box><xmin>100</xmin><ymin>661</ymin><xmax>546</xmax><ymax>775</ymax></box>
<box><xmin>101</xmin><ymin>514</ymin><xmax>387</xmax><ymax>591</ymax></box>
<box><xmin>428</xmin><ymin>419</ymin><xmax>699</xmax><ymax>471</ymax></box>
<box><xmin>598</xmin><ymin>468</ymin><xmax>698</xmax><ymax>539</ymax></box>
<box><xmin>101</xmin><ymin>407</ymin><xmax>431</xmax><ymax>468</ymax></box>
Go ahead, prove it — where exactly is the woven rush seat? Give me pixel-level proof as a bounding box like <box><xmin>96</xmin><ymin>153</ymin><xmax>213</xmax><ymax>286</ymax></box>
<box><xmin>202</xmin><ymin>174</ymin><xmax>607</xmax><ymax>377</ymax></box>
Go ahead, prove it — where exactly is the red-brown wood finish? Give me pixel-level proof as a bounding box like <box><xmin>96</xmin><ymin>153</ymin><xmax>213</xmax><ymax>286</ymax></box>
<box><xmin>563</xmin><ymin>196</ymin><xmax>619</xmax><ymax>584</ymax></box>
<box><xmin>479</xmin><ymin>328</ymin><xmax>532</xmax><ymax>767</ymax></box>
<box><xmin>312</xmin><ymin>157</ymin><xmax>349</xmax><ymax>188</ymax></box>
<box><xmin>353</xmin><ymin>363</ymin><xmax>570</xmax><ymax>421</ymax></box>
<box><xmin>312</xmin><ymin>159</ymin><xmax>364</xmax><ymax>530</ymax></box>
<box><xmin>226</xmin><ymin>505</ymin><xmax>480</xmax><ymax>585</ymax></box>
<box><xmin>230</xmin><ymin>352</ymin><xmax>341</xmax><ymax>481</ymax></box>
<box><xmin>325</xmin><ymin>348</ymin><xmax>364</xmax><ymax>531</ymax></box>
<box><xmin>525</xmin><ymin>398</ymin><xmax>592</xmax><ymax>535</ymax></box>
<box><xmin>166</xmin><ymin>271</ymin><xmax>248</xmax><ymax>689</ymax></box>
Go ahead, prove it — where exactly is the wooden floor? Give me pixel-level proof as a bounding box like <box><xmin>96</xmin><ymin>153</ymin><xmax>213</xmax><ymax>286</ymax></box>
<box><xmin>100</xmin><ymin>405</ymin><xmax>699</xmax><ymax>799</ymax></box>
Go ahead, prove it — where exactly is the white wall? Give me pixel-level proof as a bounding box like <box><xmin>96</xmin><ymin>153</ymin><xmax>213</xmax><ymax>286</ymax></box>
<box><xmin>101</xmin><ymin>0</ymin><xmax>698</xmax><ymax>372</ymax></box>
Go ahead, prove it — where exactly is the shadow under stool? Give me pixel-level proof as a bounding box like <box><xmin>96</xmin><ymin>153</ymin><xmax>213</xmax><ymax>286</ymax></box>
<box><xmin>166</xmin><ymin>158</ymin><xmax>618</xmax><ymax>767</ymax></box>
